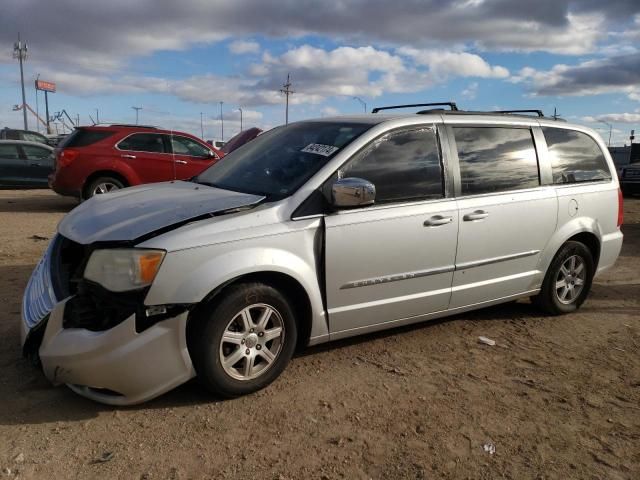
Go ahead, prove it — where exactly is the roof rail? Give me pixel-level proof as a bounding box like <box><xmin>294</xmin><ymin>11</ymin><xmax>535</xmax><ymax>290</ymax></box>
<box><xmin>106</xmin><ymin>123</ymin><xmax>158</xmax><ymax>129</ymax></box>
<box><xmin>492</xmin><ymin>110</ymin><xmax>544</xmax><ymax>117</ymax></box>
<box><xmin>372</xmin><ymin>102</ymin><xmax>458</xmax><ymax>114</ymax></box>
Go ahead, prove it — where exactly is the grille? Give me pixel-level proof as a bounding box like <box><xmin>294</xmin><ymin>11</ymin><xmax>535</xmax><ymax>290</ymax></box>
<box><xmin>23</xmin><ymin>237</ymin><xmax>58</xmax><ymax>329</ymax></box>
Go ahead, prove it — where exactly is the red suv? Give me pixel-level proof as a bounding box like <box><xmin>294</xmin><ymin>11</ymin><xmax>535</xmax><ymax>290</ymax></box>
<box><xmin>49</xmin><ymin>125</ymin><xmax>223</xmax><ymax>199</ymax></box>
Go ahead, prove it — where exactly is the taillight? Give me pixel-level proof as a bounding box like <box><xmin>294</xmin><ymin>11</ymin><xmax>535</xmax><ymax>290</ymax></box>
<box><xmin>58</xmin><ymin>149</ymin><xmax>79</xmax><ymax>168</ymax></box>
<box><xmin>617</xmin><ymin>188</ymin><xmax>624</xmax><ymax>227</ymax></box>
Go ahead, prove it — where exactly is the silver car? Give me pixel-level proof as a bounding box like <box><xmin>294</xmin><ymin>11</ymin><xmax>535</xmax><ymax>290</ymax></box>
<box><xmin>21</xmin><ymin>105</ymin><xmax>624</xmax><ymax>405</ymax></box>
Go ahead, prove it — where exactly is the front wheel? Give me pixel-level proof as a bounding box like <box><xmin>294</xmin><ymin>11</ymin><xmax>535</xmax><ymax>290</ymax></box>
<box><xmin>534</xmin><ymin>241</ymin><xmax>594</xmax><ymax>315</ymax></box>
<box><xmin>190</xmin><ymin>283</ymin><xmax>297</xmax><ymax>398</ymax></box>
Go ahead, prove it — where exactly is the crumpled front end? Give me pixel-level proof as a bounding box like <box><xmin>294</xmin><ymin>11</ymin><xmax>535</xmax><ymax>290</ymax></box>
<box><xmin>21</xmin><ymin>235</ymin><xmax>196</xmax><ymax>405</ymax></box>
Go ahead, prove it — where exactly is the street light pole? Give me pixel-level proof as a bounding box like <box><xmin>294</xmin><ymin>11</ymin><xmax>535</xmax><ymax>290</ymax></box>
<box><xmin>132</xmin><ymin>106</ymin><xmax>142</xmax><ymax>125</ymax></box>
<box><xmin>598</xmin><ymin>120</ymin><xmax>612</xmax><ymax>147</ymax></box>
<box><xmin>200</xmin><ymin>112</ymin><xmax>204</xmax><ymax>139</ymax></box>
<box><xmin>353</xmin><ymin>96</ymin><xmax>367</xmax><ymax>113</ymax></box>
<box><xmin>13</xmin><ymin>34</ymin><xmax>28</xmax><ymax>130</ymax></box>
<box><xmin>237</xmin><ymin>107</ymin><xmax>243</xmax><ymax>132</ymax></box>
<box><xmin>219</xmin><ymin>101</ymin><xmax>224</xmax><ymax>142</ymax></box>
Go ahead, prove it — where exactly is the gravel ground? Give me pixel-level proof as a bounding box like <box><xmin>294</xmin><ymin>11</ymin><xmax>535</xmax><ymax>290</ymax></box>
<box><xmin>0</xmin><ymin>190</ymin><xmax>638</xmax><ymax>480</ymax></box>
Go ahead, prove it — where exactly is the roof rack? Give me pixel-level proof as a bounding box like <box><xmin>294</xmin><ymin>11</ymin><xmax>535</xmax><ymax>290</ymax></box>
<box><xmin>106</xmin><ymin>123</ymin><xmax>158</xmax><ymax>129</ymax></box>
<box><xmin>491</xmin><ymin>110</ymin><xmax>544</xmax><ymax>117</ymax></box>
<box><xmin>372</xmin><ymin>102</ymin><xmax>458</xmax><ymax>114</ymax></box>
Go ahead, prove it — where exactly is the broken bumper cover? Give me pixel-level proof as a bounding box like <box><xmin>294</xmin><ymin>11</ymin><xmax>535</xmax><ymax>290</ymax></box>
<box><xmin>34</xmin><ymin>298</ymin><xmax>196</xmax><ymax>406</ymax></box>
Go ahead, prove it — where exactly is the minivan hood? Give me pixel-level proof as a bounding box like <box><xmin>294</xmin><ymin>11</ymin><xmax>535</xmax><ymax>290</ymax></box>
<box><xmin>58</xmin><ymin>181</ymin><xmax>264</xmax><ymax>244</ymax></box>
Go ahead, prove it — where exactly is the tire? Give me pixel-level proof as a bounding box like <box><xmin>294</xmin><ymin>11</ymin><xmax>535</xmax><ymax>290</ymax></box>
<box><xmin>534</xmin><ymin>241</ymin><xmax>595</xmax><ymax>315</ymax></box>
<box><xmin>190</xmin><ymin>283</ymin><xmax>298</xmax><ymax>398</ymax></box>
<box><xmin>84</xmin><ymin>176</ymin><xmax>125</xmax><ymax>199</ymax></box>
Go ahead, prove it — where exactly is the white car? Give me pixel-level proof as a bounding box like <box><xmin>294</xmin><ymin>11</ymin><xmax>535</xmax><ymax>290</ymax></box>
<box><xmin>22</xmin><ymin>103</ymin><xmax>623</xmax><ymax>405</ymax></box>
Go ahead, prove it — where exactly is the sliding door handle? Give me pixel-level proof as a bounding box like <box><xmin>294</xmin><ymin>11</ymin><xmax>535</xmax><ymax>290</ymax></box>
<box><xmin>463</xmin><ymin>210</ymin><xmax>489</xmax><ymax>221</ymax></box>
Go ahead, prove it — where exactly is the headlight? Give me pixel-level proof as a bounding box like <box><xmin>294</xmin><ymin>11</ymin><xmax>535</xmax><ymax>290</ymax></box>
<box><xmin>84</xmin><ymin>249</ymin><xmax>165</xmax><ymax>292</ymax></box>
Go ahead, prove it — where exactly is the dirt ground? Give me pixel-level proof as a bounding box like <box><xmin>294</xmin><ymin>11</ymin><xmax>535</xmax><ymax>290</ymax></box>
<box><xmin>0</xmin><ymin>190</ymin><xmax>638</xmax><ymax>480</ymax></box>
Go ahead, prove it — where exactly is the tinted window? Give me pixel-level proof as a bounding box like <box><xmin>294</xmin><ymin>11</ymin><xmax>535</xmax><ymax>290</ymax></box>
<box><xmin>340</xmin><ymin>127</ymin><xmax>443</xmax><ymax>203</ymax></box>
<box><xmin>196</xmin><ymin>122</ymin><xmax>371</xmax><ymax>199</ymax></box>
<box><xmin>0</xmin><ymin>145</ymin><xmax>20</xmax><ymax>159</ymax></box>
<box><xmin>454</xmin><ymin>127</ymin><xmax>539</xmax><ymax>195</ymax></box>
<box><xmin>542</xmin><ymin>127</ymin><xmax>611</xmax><ymax>184</ymax></box>
<box><xmin>22</xmin><ymin>145</ymin><xmax>51</xmax><ymax>160</ymax></box>
<box><xmin>118</xmin><ymin>133</ymin><xmax>165</xmax><ymax>153</ymax></box>
<box><xmin>61</xmin><ymin>129</ymin><xmax>114</xmax><ymax>148</ymax></box>
<box><xmin>171</xmin><ymin>136</ymin><xmax>210</xmax><ymax>157</ymax></box>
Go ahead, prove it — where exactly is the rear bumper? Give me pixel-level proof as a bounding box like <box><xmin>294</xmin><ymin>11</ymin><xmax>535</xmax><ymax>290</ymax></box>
<box><xmin>35</xmin><ymin>298</ymin><xmax>195</xmax><ymax>405</ymax></box>
<box><xmin>595</xmin><ymin>229</ymin><xmax>624</xmax><ymax>277</ymax></box>
<box><xmin>48</xmin><ymin>172</ymin><xmax>81</xmax><ymax>198</ymax></box>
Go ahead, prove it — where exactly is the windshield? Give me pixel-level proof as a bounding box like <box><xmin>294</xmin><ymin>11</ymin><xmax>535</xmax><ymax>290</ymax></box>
<box><xmin>195</xmin><ymin>121</ymin><xmax>372</xmax><ymax>199</ymax></box>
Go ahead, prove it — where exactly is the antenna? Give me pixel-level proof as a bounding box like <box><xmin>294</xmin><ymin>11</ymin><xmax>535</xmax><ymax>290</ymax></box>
<box><xmin>552</xmin><ymin>107</ymin><xmax>562</xmax><ymax>121</ymax></box>
<box><xmin>279</xmin><ymin>73</ymin><xmax>294</xmax><ymax>125</ymax></box>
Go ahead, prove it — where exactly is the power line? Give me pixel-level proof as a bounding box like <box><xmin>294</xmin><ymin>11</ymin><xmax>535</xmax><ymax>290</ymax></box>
<box><xmin>279</xmin><ymin>73</ymin><xmax>294</xmax><ymax>125</ymax></box>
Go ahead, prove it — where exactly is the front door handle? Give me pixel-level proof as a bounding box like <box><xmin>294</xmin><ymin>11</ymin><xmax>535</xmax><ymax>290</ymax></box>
<box><xmin>175</xmin><ymin>160</ymin><xmax>188</xmax><ymax>165</ymax></box>
<box><xmin>463</xmin><ymin>210</ymin><xmax>489</xmax><ymax>221</ymax></box>
<box><xmin>424</xmin><ymin>215</ymin><xmax>453</xmax><ymax>227</ymax></box>
<box><xmin>121</xmin><ymin>154</ymin><xmax>136</xmax><ymax>159</ymax></box>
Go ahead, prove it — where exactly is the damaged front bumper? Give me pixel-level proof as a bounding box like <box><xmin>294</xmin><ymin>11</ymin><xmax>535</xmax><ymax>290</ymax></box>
<box><xmin>23</xmin><ymin>298</ymin><xmax>195</xmax><ymax>405</ymax></box>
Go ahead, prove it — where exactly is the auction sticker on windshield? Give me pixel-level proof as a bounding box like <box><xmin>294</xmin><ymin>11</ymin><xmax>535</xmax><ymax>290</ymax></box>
<box><xmin>301</xmin><ymin>144</ymin><xmax>339</xmax><ymax>156</ymax></box>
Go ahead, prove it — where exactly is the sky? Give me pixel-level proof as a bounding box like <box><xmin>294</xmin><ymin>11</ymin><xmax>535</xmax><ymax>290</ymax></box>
<box><xmin>0</xmin><ymin>0</ymin><xmax>639</xmax><ymax>145</ymax></box>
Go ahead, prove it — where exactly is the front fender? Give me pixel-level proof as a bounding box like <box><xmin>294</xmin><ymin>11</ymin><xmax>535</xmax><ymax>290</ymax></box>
<box><xmin>144</xmin><ymin>239</ymin><xmax>328</xmax><ymax>344</ymax></box>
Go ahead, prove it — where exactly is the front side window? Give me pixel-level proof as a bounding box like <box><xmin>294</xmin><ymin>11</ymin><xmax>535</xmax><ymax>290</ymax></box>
<box><xmin>118</xmin><ymin>133</ymin><xmax>166</xmax><ymax>153</ymax></box>
<box><xmin>21</xmin><ymin>145</ymin><xmax>51</xmax><ymax>160</ymax></box>
<box><xmin>196</xmin><ymin>121</ymin><xmax>372</xmax><ymax>199</ymax></box>
<box><xmin>339</xmin><ymin>127</ymin><xmax>443</xmax><ymax>203</ymax></box>
<box><xmin>454</xmin><ymin>127</ymin><xmax>539</xmax><ymax>195</ymax></box>
<box><xmin>542</xmin><ymin>127</ymin><xmax>612</xmax><ymax>184</ymax></box>
<box><xmin>171</xmin><ymin>136</ymin><xmax>210</xmax><ymax>157</ymax></box>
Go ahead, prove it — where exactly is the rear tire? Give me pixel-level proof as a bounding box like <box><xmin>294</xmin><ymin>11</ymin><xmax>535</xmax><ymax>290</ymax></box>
<box><xmin>84</xmin><ymin>176</ymin><xmax>125</xmax><ymax>199</ymax></box>
<box><xmin>190</xmin><ymin>283</ymin><xmax>297</xmax><ymax>398</ymax></box>
<box><xmin>534</xmin><ymin>241</ymin><xmax>594</xmax><ymax>315</ymax></box>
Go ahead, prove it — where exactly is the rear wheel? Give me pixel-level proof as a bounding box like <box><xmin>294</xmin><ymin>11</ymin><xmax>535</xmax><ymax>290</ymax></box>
<box><xmin>191</xmin><ymin>283</ymin><xmax>297</xmax><ymax>398</ymax></box>
<box><xmin>534</xmin><ymin>241</ymin><xmax>594</xmax><ymax>315</ymax></box>
<box><xmin>84</xmin><ymin>176</ymin><xmax>125</xmax><ymax>199</ymax></box>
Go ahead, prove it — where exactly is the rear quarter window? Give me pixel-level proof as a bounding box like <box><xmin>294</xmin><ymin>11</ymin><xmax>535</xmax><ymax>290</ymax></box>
<box><xmin>542</xmin><ymin>127</ymin><xmax>612</xmax><ymax>184</ymax></box>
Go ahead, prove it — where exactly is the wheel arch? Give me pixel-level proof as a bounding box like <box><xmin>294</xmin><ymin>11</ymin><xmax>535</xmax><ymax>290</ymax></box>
<box><xmin>187</xmin><ymin>270</ymin><xmax>314</xmax><ymax>352</ymax></box>
<box><xmin>81</xmin><ymin>169</ymin><xmax>134</xmax><ymax>198</ymax></box>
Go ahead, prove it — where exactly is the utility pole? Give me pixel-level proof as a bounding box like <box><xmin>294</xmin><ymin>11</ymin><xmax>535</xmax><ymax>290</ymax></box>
<box><xmin>200</xmin><ymin>112</ymin><xmax>204</xmax><ymax>139</ymax></box>
<box><xmin>132</xmin><ymin>106</ymin><xmax>142</xmax><ymax>124</ymax></box>
<box><xmin>13</xmin><ymin>34</ymin><xmax>28</xmax><ymax>130</ymax></box>
<box><xmin>35</xmin><ymin>73</ymin><xmax>40</xmax><ymax>133</ymax></box>
<box><xmin>95</xmin><ymin>108</ymin><xmax>100</xmax><ymax>124</ymax></box>
<box><xmin>598</xmin><ymin>120</ymin><xmax>612</xmax><ymax>147</ymax></box>
<box><xmin>279</xmin><ymin>73</ymin><xmax>294</xmax><ymax>125</ymax></box>
<box><xmin>219</xmin><ymin>101</ymin><xmax>224</xmax><ymax>142</ymax></box>
<box><xmin>353</xmin><ymin>96</ymin><xmax>367</xmax><ymax>113</ymax></box>
<box><xmin>237</xmin><ymin>107</ymin><xmax>243</xmax><ymax>132</ymax></box>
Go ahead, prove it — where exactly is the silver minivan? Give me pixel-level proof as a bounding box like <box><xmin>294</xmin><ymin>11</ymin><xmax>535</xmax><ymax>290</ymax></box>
<box><xmin>22</xmin><ymin>104</ymin><xmax>624</xmax><ymax>405</ymax></box>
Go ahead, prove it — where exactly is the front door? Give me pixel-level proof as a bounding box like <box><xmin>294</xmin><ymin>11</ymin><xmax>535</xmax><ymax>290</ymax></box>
<box><xmin>324</xmin><ymin>126</ymin><xmax>459</xmax><ymax>336</ymax></box>
<box><xmin>448</xmin><ymin>126</ymin><xmax>558</xmax><ymax>308</ymax></box>
<box><xmin>169</xmin><ymin>135</ymin><xmax>218</xmax><ymax>180</ymax></box>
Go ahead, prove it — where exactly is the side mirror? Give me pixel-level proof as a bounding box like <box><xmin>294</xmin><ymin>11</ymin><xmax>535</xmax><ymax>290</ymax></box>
<box><xmin>208</xmin><ymin>150</ymin><xmax>219</xmax><ymax>159</ymax></box>
<box><xmin>331</xmin><ymin>177</ymin><xmax>376</xmax><ymax>208</ymax></box>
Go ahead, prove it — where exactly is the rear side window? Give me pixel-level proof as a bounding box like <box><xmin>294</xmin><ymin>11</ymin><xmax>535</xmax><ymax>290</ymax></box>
<box><xmin>340</xmin><ymin>127</ymin><xmax>443</xmax><ymax>203</ymax></box>
<box><xmin>61</xmin><ymin>129</ymin><xmax>114</xmax><ymax>148</ymax></box>
<box><xmin>118</xmin><ymin>133</ymin><xmax>166</xmax><ymax>153</ymax></box>
<box><xmin>542</xmin><ymin>127</ymin><xmax>612</xmax><ymax>184</ymax></box>
<box><xmin>0</xmin><ymin>144</ymin><xmax>20</xmax><ymax>159</ymax></box>
<box><xmin>454</xmin><ymin>127</ymin><xmax>539</xmax><ymax>195</ymax></box>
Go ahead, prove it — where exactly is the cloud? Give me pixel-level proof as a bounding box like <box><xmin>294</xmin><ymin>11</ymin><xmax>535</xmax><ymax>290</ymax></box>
<box><xmin>585</xmin><ymin>113</ymin><xmax>640</xmax><ymax>124</ymax></box>
<box><xmin>513</xmin><ymin>53</ymin><xmax>640</xmax><ymax>101</ymax></box>
<box><xmin>461</xmin><ymin>82</ymin><xmax>479</xmax><ymax>100</ymax></box>
<box><xmin>228</xmin><ymin>40</ymin><xmax>260</xmax><ymax>55</ymax></box>
<box><xmin>397</xmin><ymin>48</ymin><xmax>509</xmax><ymax>79</ymax></box>
<box><xmin>2</xmin><ymin>0</ymin><xmax>639</xmax><ymax>75</ymax></box>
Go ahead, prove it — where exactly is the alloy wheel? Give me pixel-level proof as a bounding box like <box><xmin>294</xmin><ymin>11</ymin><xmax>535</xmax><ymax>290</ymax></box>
<box><xmin>555</xmin><ymin>254</ymin><xmax>586</xmax><ymax>304</ymax></box>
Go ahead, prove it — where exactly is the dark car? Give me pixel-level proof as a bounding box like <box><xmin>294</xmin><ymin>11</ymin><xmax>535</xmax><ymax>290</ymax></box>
<box><xmin>0</xmin><ymin>140</ymin><xmax>54</xmax><ymax>188</ymax></box>
<box><xmin>221</xmin><ymin>127</ymin><xmax>263</xmax><ymax>154</ymax></box>
<box><xmin>1</xmin><ymin>127</ymin><xmax>52</xmax><ymax>146</ymax></box>
<box><xmin>49</xmin><ymin>124</ymin><xmax>224</xmax><ymax>199</ymax></box>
